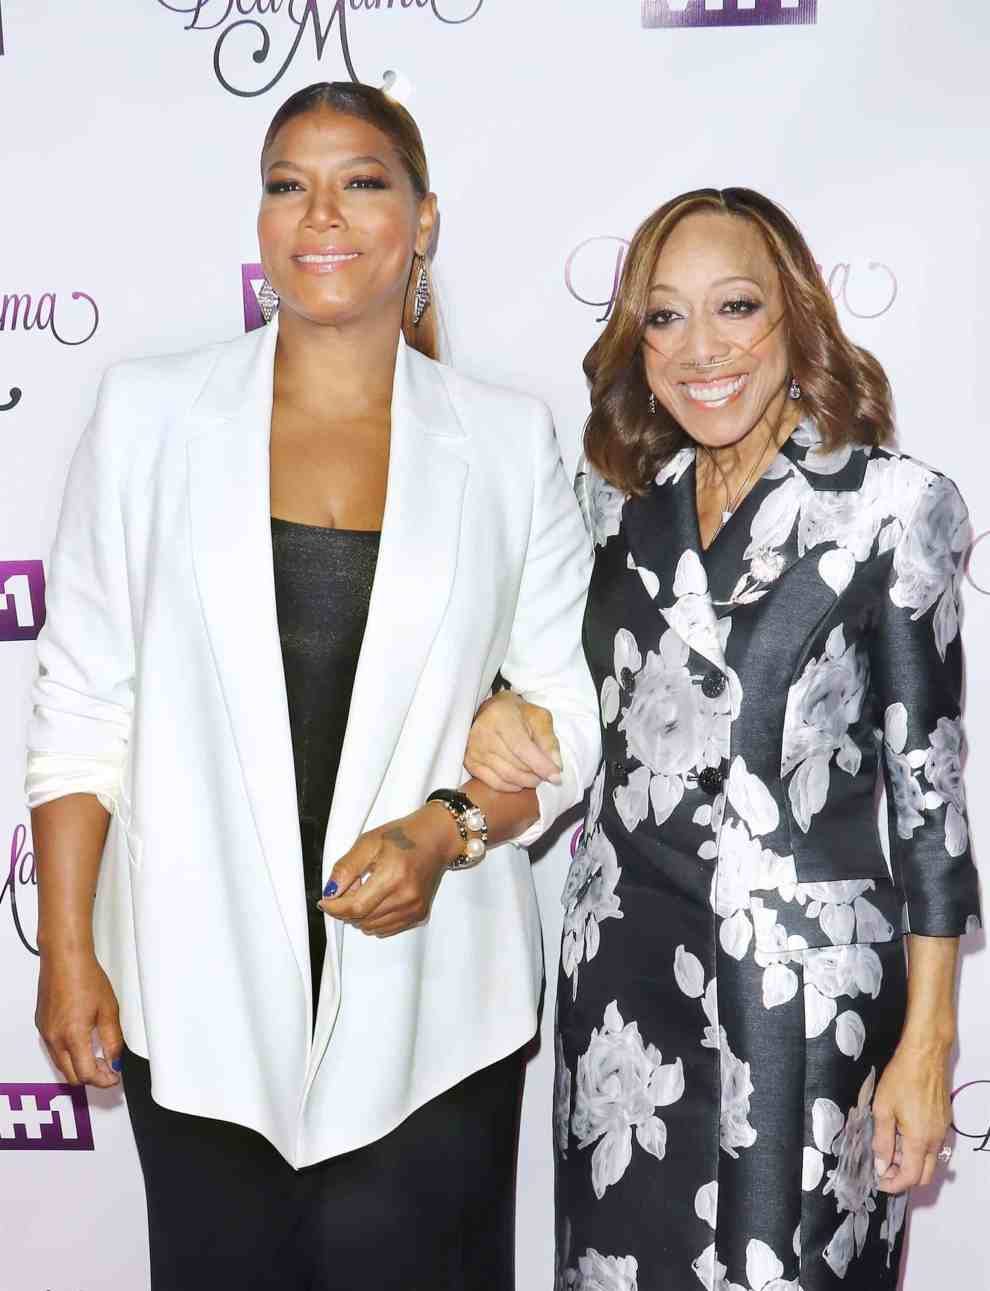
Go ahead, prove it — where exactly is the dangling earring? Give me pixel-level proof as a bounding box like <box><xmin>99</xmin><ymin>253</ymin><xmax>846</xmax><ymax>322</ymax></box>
<box><xmin>412</xmin><ymin>257</ymin><xmax>431</xmax><ymax>327</ymax></box>
<box><xmin>648</xmin><ymin>392</ymin><xmax>657</xmax><ymax>415</ymax></box>
<box><xmin>257</xmin><ymin>278</ymin><xmax>279</xmax><ymax>324</ymax></box>
<box><xmin>788</xmin><ymin>377</ymin><xmax>802</xmax><ymax>400</ymax></box>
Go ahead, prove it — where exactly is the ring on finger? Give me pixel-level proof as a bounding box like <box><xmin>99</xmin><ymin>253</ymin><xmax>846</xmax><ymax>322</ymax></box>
<box><xmin>937</xmin><ymin>1144</ymin><xmax>953</xmax><ymax>1164</ymax></box>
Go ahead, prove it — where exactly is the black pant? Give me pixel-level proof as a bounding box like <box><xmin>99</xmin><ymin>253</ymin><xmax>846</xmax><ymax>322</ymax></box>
<box><xmin>122</xmin><ymin>1046</ymin><xmax>524</xmax><ymax>1291</ymax></box>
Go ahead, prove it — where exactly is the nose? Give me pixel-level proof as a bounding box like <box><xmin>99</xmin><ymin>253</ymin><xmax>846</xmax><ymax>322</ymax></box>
<box><xmin>305</xmin><ymin>185</ymin><xmax>347</xmax><ymax>233</ymax></box>
<box><xmin>678</xmin><ymin>312</ymin><xmax>731</xmax><ymax>369</ymax></box>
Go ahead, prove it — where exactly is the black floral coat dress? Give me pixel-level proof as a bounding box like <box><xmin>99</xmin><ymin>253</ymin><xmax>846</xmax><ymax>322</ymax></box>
<box><xmin>554</xmin><ymin>422</ymin><xmax>982</xmax><ymax>1291</ymax></box>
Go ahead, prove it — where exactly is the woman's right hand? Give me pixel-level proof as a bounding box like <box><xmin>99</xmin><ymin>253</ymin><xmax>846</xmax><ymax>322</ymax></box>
<box><xmin>36</xmin><ymin>949</ymin><xmax>123</xmax><ymax>1088</ymax></box>
<box><xmin>465</xmin><ymin>690</ymin><xmax>562</xmax><ymax>792</ymax></box>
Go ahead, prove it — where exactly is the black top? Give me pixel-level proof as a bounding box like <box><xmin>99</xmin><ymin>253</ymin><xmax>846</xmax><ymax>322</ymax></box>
<box><xmin>271</xmin><ymin>518</ymin><xmax>380</xmax><ymax>1018</ymax></box>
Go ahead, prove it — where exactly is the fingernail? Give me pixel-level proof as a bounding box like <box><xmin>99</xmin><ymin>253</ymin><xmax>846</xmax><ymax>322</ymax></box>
<box><xmin>874</xmin><ymin>1156</ymin><xmax>887</xmax><ymax>1175</ymax></box>
<box><xmin>111</xmin><ymin>1058</ymin><xmax>123</xmax><ymax>1073</ymax></box>
<box><xmin>323</xmin><ymin>879</ymin><xmax>338</xmax><ymax>899</ymax></box>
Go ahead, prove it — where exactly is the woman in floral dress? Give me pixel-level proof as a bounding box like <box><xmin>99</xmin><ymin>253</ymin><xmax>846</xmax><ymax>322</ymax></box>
<box><xmin>467</xmin><ymin>188</ymin><xmax>981</xmax><ymax>1289</ymax></box>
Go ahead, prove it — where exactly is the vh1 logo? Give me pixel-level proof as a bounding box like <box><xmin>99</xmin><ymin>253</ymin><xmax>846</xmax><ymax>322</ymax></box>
<box><xmin>643</xmin><ymin>0</ymin><xmax>817</xmax><ymax>27</ymax></box>
<box><xmin>0</xmin><ymin>1083</ymin><xmax>94</xmax><ymax>1150</ymax></box>
<box><xmin>0</xmin><ymin>560</ymin><xmax>45</xmax><ymax>642</ymax></box>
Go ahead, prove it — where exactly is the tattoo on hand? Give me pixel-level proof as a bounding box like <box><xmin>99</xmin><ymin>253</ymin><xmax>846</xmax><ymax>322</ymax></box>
<box><xmin>383</xmin><ymin>826</ymin><xmax>416</xmax><ymax>851</ymax></box>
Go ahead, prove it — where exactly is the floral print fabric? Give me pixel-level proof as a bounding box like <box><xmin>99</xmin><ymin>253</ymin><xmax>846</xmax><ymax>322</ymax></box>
<box><xmin>559</xmin><ymin>426</ymin><xmax>979</xmax><ymax>1290</ymax></box>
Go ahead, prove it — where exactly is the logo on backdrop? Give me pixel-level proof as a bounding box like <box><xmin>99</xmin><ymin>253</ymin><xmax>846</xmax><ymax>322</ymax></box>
<box><xmin>242</xmin><ymin>262</ymin><xmax>279</xmax><ymax>332</ymax></box>
<box><xmin>0</xmin><ymin>1084</ymin><xmax>94</xmax><ymax>1150</ymax></box>
<box><xmin>565</xmin><ymin>238</ymin><xmax>899</xmax><ymax>324</ymax></box>
<box><xmin>0</xmin><ymin>1</ymin><xmax>7</xmax><ymax>56</ymax></box>
<box><xmin>2</xmin><ymin>824</ymin><xmax>37</xmax><ymax>957</ymax></box>
<box><xmin>0</xmin><ymin>290</ymin><xmax>100</xmax><ymax>347</ymax></box>
<box><xmin>0</xmin><ymin>561</ymin><xmax>46</xmax><ymax>642</ymax></box>
<box><xmin>952</xmin><ymin>1080</ymin><xmax>990</xmax><ymax>1153</ymax></box>
<box><xmin>642</xmin><ymin>0</ymin><xmax>817</xmax><ymax>28</ymax></box>
<box><xmin>157</xmin><ymin>0</ymin><xmax>485</xmax><ymax>99</ymax></box>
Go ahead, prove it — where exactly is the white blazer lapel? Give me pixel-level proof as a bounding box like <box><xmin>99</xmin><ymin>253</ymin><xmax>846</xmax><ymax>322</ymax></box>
<box><xmin>320</xmin><ymin>340</ymin><xmax>468</xmax><ymax>874</ymax></box>
<box><xmin>185</xmin><ymin>320</ymin><xmax>312</xmax><ymax>1003</ymax></box>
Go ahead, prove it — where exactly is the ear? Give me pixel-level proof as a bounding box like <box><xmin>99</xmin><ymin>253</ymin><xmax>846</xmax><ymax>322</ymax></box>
<box><xmin>415</xmin><ymin>193</ymin><xmax>439</xmax><ymax>259</ymax></box>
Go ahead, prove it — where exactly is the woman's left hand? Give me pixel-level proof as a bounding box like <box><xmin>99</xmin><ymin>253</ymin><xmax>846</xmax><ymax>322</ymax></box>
<box><xmin>871</xmin><ymin>1039</ymin><xmax>953</xmax><ymax>1194</ymax></box>
<box><xmin>318</xmin><ymin>805</ymin><xmax>459</xmax><ymax>938</ymax></box>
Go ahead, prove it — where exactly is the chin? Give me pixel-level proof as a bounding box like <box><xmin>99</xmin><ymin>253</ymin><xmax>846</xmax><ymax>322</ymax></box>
<box><xmin>682</xmin><ymin>410</ymin><xmax>758</xmax><ymax>450</ymax></box>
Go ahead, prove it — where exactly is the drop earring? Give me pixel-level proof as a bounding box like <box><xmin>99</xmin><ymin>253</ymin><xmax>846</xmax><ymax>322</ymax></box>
<box><xmin>257</xmin><ymin>278</ymin><xmax>279</xmax><ymax>324</ymax></box>
<box><xmin>649</xmin><ymin>392</ymin><xmax>657</xmax><ymax>415</ymax></box>
<box><xmin>788</xmin><ymin>377</ymin><xmax>802</xmax><ymax>400</ymax></box>
<box><xmin>412</xmin><ymin>257</ymin><xmax>431</xmax><ymax>327</ymax></box>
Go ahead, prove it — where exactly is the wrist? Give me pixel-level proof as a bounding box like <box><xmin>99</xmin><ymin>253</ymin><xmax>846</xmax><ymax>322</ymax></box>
<box><xmin>897</xmin><ymin>1024</ymin><xmax>955</xmax><ymax>1060</ymax></box>
<box><xmin>421</xmin><ymin>801</ymin><xmax>463</xmax><ymax>856</ymax></box>
<box><xmin>38</xmin><ymin>933</ymin><xmax>97</xmax><ymax>962</ymax></box>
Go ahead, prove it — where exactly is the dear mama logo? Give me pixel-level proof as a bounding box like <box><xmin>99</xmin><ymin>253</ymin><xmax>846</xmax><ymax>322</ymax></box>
<box><xmin>643</xmin><ymin>0</ymin><xmax>817</xmax><ymax>27</ymax></box>
<box><xmin>158</xmin><ymin>0</ymin><xmax>485</xmax><ymax>99</ymax></box>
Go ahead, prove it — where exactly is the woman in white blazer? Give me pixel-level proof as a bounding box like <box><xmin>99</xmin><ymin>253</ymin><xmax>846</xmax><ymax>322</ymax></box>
<box><xmin>26</xmin><ymin>82</ymin><xmax>599</xmax><ymax>1291</ymax></box>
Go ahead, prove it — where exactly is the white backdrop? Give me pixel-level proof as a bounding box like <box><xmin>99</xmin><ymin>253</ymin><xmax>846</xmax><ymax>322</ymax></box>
<box><xmin>1</xmin><ymin>2</ymin><xmax>987</xmax><ymax>1288</ymax></box>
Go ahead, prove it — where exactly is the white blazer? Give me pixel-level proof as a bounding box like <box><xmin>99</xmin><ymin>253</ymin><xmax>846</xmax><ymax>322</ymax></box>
<box><xmin>26</xmin><ymin>320</ymin><xmax>600</xmax><ymax>1167</ymax></box>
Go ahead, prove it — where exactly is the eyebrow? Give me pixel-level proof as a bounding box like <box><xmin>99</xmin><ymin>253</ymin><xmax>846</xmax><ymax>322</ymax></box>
<box><xmin>265</xmin><ymin>154</ymin><xmax>390</xmax><ymax>174</ymax></box>
<box><xmin>648</xmin><ymin>275</ymin><xmax>764</xmax><ymax>296</ymax></box>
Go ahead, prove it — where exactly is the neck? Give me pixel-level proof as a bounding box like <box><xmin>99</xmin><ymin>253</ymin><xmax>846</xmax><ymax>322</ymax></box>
<box><xmin>697</xmin><ymin>392</ymin><xmax>800</xmax><ymax>497</ymax></box>
<box><xmin>273</xmin><ymin>304</ymin><xmax>403</xmax><ymax>421</ymax></box>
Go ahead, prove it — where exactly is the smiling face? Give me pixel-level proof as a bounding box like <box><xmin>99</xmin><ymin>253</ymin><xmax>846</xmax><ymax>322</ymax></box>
<box><xmin>642</xmin><ymin>210</ymin><xmax>791</xmax><ymax>449</ymax></box>
<box><xmin>258</xmin><ymin>107</ymin><xmax>437</xmax><ymax>332</ymax></box>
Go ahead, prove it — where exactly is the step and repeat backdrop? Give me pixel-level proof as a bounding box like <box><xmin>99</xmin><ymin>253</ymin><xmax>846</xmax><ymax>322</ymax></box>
<box><xmin>1</xmin><ymin>2</ymin><xmax>987</xmax><ymax>1288</ymax></box>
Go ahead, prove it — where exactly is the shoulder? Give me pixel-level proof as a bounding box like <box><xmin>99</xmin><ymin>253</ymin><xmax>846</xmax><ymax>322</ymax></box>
<box><xmin>97</xmin><ymin>332</ymin><xmax>237</xmax><ymax>416</ymax></box>
<box><xmin>866</xmin><ymin>444</ymin><xmax>967</xmax><ymax>522</ymax></box>
<box><xmin>421</xmin><ymin>352</ymin><xmax>553</xmax><ymax>441</ymax></box>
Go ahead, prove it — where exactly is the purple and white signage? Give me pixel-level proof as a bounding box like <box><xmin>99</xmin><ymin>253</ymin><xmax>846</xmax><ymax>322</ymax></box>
<box><xmin>643</xmin><ymin>0</ymin><xmax>816</xmax><ymax>28</ymax></box>
<box><xmin>0</xmin><ymin>1084</ymin><xmax>94</xmax><ymax>1151</ymax></box>
<box><xmin>0</xmin><ymin>560</ymin><xmax>45</xmax><ymax>642</ymax></box>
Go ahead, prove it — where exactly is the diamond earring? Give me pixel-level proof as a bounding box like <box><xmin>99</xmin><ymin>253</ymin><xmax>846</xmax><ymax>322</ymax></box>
<box><xmin>257</xmin><ymin>278</ymin><xmax>279</xmax><ymax>324</ymax></box>
<box><xmin>649</xmin><ymin>392</ymin><xmax>657</xmax><ymax>415</ymax></box>
<box><xmin>788</xmin><ymin>378</ymin><xmax>802</xmax><ymax>400</ymax></box>
<box><xmin>412</xmin><ymin>257</ymin><xmax>431</xmax><ymax>327</ymax></box>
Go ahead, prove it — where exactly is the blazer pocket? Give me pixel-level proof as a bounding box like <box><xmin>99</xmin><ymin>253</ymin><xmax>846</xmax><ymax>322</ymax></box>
<box><xmin>752</xmin><ymin>875</ymin><xmax>903</xmax><ymax>955</ymax></box>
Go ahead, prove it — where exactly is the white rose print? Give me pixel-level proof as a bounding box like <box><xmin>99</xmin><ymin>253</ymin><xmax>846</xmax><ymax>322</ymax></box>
<box><xmin>556</xmin><ymin>1030</ymin><xmax>572</xmax><ymax>1158</ymax></box>
<box><xmin>675</xmin><ymin>961</ymin><xmax>758</xmax><ymax>1160</ymax></box>
<box><xmin>692</xmin><ymin>1238</ymin><xmax>800</xmax><ymax>1291</ymax></box>
<box><xmin>801</xmin><ymin>1068</ymin><xmax>880</xmax><ymax>1280</ymax></box>
<box><xmin>782</xmin><ymin>625</ymin><xmax>867</xmax><ymax>833</ymax></box>
<box><xmin>882</xmin><ymin>703</ymin><xmax>969</xmax><ymax>857</ymax></box>
<box><xmin>561</xmin><ymin>1248</ymin><xmax>639</xmax><ymax>1291</ymax></box>
<box><xmin>571</xmin><ymin>1000</ymin><xmax>685</xmax><ymax>1199</ymax></box>
<box><xmin>888</xmin><ymin>475</ymin><xmax>968</xmax><ymax>660</ymax></box>
<box><xmin>561</xmin><ymin>826</ymin><xmax>624</xmax><ymax>1000</ymax></box>
<box><xmin>602</xmin><ymin>626</ymin><xmax>732</xmax><ymax>832</ymax></box>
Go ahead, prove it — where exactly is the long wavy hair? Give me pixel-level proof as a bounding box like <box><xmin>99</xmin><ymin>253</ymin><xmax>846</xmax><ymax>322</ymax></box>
<box><xmin>262</xmin><ymin>82</ymin><xmax>439</xmax><ymax>361</ymax></box>
<box><xmin>584</xmin><ymin>187</ymin><xmax>894</xmax><ymax>495</ymax></box>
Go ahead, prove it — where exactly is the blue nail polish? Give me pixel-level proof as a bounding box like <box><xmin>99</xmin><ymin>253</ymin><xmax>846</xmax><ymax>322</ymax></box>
<box><xmin>323</xmin><ymin>879</ymin><xmax>338</xmax><ymax>898</ymax></box>
<box><xmin>111</xmin><ymin>1057</ymin><xmax>123</xmax><ymax>1073</ymax></box>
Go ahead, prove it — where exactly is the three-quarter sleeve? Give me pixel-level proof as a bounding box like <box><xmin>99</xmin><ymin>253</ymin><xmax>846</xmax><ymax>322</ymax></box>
<box><xmin>25</xmin><ymin>368</ymin><xmax>135</xmax><ymax>816</ymax></box>
<box><xmin>500</xmin><ymin>408</ymin><xmax>601</xmax><ymax>847</ymax></box>
<box><xmin>871</xmin><ymin>472</ymin><xmax>981</xmax><ymax>937</ymax></box>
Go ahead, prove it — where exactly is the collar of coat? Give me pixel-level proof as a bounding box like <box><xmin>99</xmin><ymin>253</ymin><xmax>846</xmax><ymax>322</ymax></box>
<box><xmin>620</xmin><ymin>419</ymin><xmax>874</xmax><ymax>673</ymax></box>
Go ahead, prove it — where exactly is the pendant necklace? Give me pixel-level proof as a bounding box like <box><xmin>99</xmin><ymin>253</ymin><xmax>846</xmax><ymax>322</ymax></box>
<box><xmin>705</xmin><ymin>422</ymin><xmax>779</xmax><ymax>543</ymax></box>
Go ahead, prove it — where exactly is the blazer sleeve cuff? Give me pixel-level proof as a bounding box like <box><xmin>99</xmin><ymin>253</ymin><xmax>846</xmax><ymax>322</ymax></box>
<box><xmin>25</xmin><ymin>750</ymin><xmax>123</xmax><ymax>815</ymax></box>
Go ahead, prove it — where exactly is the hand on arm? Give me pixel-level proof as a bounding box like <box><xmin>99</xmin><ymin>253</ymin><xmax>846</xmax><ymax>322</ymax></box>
<box><xmin>872</xmin><ymin>934</ymin><xmax>958</xmax><ymax>1192</ymax></box>
<box><xmin>33</xmin><ymin>795</ymin><xmax>123</xmax><ymax>1088</ymax></box>
<box><xmin>318</xmin><ymin>777</ymin><xmax>540</xmax><ymax>939</ymax></box>
<box><xmin>465</xmin><ymin>691</ymin><xmax>562</xmax><ymax>792</ymax></box>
